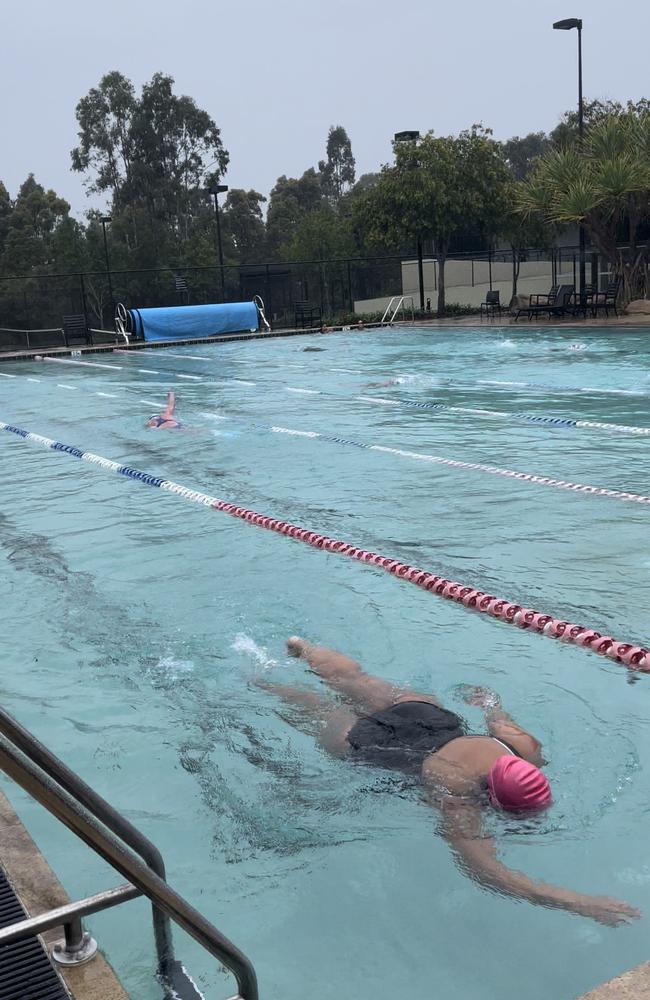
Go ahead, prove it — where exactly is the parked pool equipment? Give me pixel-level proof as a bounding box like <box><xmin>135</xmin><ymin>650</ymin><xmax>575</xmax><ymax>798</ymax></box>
<box><xmin>115</xmin><ymin>297</ymin><xmax>270</xmax><ymax>344</ymax></box>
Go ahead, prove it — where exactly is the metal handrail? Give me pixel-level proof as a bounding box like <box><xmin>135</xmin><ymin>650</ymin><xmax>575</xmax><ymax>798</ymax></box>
<box><xmin>0</xmin><ymin>883</ymin><xmax>141</xmax><ymax>945</ymax></box>
<box><xmin>0</xmin><ymin>719</ymin><xmax>258</xmax><ymax>1000</ymax></box>
<box><xmin>0</xmin><ymin>705</ymin><xmax>174</xmax><ymax>977</ymax></box>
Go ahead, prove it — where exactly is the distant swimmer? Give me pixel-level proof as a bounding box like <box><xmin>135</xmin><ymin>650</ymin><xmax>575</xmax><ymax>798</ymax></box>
<box><xmin>545</xmin><ymin>343</ymin><xmax>587</xmax><ymax>353</ymax></box>
<box><xmin>146</xmin><ymin>391</ymin><xmax>182</xmax><ymax>429</ymax></box>
<box><xmin>259</xmin><ymin>637</ymin><xmax>640</xmax><ymax>927</ymax></box>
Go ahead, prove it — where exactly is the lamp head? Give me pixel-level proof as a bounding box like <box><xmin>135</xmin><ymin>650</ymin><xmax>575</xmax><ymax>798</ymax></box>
<box><xmin>553</xmin><ymin>17</ymin><xmax>582</xmax><ymax>30</ymax></box>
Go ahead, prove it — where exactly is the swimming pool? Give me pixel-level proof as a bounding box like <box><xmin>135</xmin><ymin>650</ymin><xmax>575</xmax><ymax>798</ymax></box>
<box><xmin>1</xmin><ymin>323</ymin><xmax>649</xmax><ymax>999</ymax></box>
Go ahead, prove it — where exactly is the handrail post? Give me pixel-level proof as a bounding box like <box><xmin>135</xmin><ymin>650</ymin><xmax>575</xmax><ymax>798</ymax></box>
<box><xmin>53</xmin><ymin>916</ymin><xmax>98</xmax><ymax>966</ymax></box>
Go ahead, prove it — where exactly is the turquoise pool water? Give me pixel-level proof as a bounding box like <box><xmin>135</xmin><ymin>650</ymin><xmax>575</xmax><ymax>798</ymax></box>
<box><xmin>1</xmin><ymin>324</ymin><xmax>650</xmax><ymax>999</ymax></box>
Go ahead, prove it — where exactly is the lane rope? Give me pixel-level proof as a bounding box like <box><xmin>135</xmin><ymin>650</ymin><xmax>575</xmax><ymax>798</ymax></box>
<box><xmin>0</xmin><ymin>418</ymin><xmax>647</xmax><ymax>672</ymax></box>
<box><xmin>356</xmin><ymin>396</ymin><xmax>650</xmax><ymax>437</ymax></box>
<box><xmin>3</xmin><ymin>373</ymin><xmax>649</xmax><ymax>507</ymax></box>
<box><xmin>33</xmin><ymin>354</ymin><xmax>650</xmax><ymax>438</ymax></box>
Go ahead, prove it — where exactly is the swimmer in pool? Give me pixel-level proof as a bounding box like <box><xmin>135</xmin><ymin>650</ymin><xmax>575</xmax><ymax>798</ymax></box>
<box><xmin>146</xmin><ymin>391</ymin><xmax>181</xmax><ymax>429</ymax></box>
<box><xmin>259</xmin><ymin>637</ymin><xmax>640</xmax><ymax>927</ymax></box>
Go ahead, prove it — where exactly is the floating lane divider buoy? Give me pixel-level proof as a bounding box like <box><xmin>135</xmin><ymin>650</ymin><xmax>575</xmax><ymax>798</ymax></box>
<box><xmin>1</xmin><ymin>418</ymin><xmax>647</xmax><ymax>672</ymax></box>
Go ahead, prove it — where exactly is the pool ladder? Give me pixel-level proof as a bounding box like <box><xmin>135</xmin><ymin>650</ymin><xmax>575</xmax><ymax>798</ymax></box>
<box><xmin>0</xmin><ymin>704</ymin><xmax>257</xmax><ymax>1000</ymax></box>
<box><xmin>381</xmin><ymin>295</ymin><xmax>415</xmax><ymax>325</ymax></box>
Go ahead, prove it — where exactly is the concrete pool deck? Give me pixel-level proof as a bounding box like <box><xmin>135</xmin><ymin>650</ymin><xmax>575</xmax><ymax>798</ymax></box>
<box><xmin>578</xmin><ymin>964</ymin><xmax>650</xmax><ymax>999</ymax></box>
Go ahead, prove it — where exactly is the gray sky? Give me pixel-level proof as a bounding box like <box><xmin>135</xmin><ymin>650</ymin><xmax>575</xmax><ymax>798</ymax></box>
<box><xmin>2</xmin><ymin>0</ymin><xmax>649</xmax><ymax>216</ymax></box>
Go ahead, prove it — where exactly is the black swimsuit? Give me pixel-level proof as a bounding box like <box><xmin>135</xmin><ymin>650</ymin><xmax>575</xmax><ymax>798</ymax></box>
<box><xmin>346</xmin><ymin>701</ymin><xmax>467</xmax><ymax>775</ymax></box>
<box><xmin>346</xmin><ymin>701</ymin><xmax>520</xmax><ymax>775</ymax></box>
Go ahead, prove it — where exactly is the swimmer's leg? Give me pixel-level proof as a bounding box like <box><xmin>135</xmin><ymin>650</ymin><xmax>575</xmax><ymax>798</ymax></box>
<box><xmin>286</xmin><ymin>637</ymin><xmax>441</xmax><ymax>714</ymax></box>
<box><xmin>256</xmin><ymin>677</ymin><xmax>357</xmax><ymax>755</ymax></box>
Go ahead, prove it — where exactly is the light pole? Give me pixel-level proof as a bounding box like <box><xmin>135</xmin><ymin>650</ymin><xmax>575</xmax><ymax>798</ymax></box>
<box><xmin>553</xmin><ymin>17</ymin><xmax>586</xmax><ymax>308</ymax></box>
<box><xmin>394</xmin><ymin>131</ymin><xmax>424</xmax><ymax>310</ymax></box>
<box><xmin>209</xmin><ymin>184</ymin><xmax>229</xmax><ymax>301</ymax></box>
<box><xmin>100</xmin><ymin>216</ymin><xmax>113</xmax><ymax>322</ymax></box>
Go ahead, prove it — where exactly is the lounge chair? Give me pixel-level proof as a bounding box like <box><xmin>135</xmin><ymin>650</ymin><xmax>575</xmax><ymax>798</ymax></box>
<box><xmin>513</xmin><ymin>285</ymin><xmax>559</xmax><ymax>321</ymax></box>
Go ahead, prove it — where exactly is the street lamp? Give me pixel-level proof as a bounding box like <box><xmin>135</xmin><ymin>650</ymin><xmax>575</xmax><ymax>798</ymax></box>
<box><xmin>553</xmin><ymin>17</ymin><xmax>586</xmax><ymax>308</ymax></box>
<box><xmin>208</xmin><ymin>184</ymin><xmax>229</xmax><ymax>301</ymax></box>
<box><xmin>393</xmin><ymin>131</ymin><xmax>424</xmax><ymax>310</ymax></box>
<box><xmin>100</xmin><ymin>216</ymin><xmax>114</xmax><ymax>322</ymax></box>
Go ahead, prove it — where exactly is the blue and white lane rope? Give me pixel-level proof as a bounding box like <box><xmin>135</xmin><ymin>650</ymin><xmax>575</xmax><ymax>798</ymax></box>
<box><xmin>1</xmin><ymin>418</ymin><xmax>648</xmax><ymax>671</ymax></box>
<box><xmin>39</xmin><ymin>355</ymin><xmax>650</xmax><ymax>438</ymax></box>
<box><xmin>355</xmin><ymin>396</ymin><xmax>650</xmax><ymax>436</ymax></box>
<box><xmin>3</xmin><ymin>369</ymin><xmax>650</xmax><ymax>506</ymax></box>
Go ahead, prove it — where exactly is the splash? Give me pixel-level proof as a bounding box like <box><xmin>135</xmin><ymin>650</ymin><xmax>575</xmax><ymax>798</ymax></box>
<box><xmin>231</xmin><ymin>633</ymin><xmax>278</xmax><ymax>670</ymax></box>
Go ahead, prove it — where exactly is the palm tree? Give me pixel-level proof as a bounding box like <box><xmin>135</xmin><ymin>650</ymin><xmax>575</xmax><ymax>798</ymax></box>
<box><xmin>517</xmin><ymin>112</ymin><xmax>650</xmax><ymax>303</ymax></box>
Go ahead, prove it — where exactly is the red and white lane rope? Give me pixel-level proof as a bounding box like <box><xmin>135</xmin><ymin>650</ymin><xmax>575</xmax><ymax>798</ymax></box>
<box><xmin>1</xmin><ymin>418</ymin><xmax>647</xmax><ymax>672</ymax></box>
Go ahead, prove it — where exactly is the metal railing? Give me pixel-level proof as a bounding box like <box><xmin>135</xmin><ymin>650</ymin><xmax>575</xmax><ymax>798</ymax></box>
<box><xmin>0</xmin><ymin>705</ymin><xmax>258</xmax><ymax>1000</ymax></box>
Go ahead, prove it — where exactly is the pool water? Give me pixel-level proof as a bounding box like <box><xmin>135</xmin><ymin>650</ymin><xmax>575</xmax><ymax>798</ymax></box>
<box><xmin>1</xmin><ymin>324</ymin><xmax>650</xmax><ymax>999</ymax></box>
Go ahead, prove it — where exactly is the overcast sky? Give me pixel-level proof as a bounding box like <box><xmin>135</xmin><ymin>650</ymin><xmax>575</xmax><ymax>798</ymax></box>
<box><xmin>2</xmin><ymin>0</ymin><xmax>649</xmax><ymax>216</ymax></box>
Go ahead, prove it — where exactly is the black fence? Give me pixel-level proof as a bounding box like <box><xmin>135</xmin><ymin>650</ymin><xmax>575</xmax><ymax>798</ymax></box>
<box><xmin>0</xmin><ymin>255</ymin><xmax>404</xmax><ymax>346</ymax></box>
<box><xmin>0</xmin><ymin>242</ymin><xmax>639</xmax><ymax>352</ymax></box>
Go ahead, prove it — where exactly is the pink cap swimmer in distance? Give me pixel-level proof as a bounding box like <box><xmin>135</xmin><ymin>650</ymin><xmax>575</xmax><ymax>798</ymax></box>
<box><xmin>487</xmin><ymin>756</ymin><xmax>552</xmax><ymax>811</ymax></box>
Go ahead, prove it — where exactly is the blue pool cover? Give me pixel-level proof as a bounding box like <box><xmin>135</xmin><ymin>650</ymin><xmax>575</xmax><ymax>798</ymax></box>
<box><xmin>128</xmin><ymin>302</ymin><xmax>259</xmax><ymax>342</ymax></box>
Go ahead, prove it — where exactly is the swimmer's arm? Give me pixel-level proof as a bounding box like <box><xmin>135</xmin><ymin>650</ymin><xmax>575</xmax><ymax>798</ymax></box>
<box><xmin>436</xmin><ymin>800</ymin><xmax>639</xmax><ymax>925</ymax></box>
<box><xmin>460</xmin><ymin>686</ymin><xmax>542</xmax><ymax>764</ymax></box>
<box><xmin>286</xmin><ymin>638</ymin><xmax>364</xmax><ymax>675</ymax></box>
<box><xmin>163</xmin><ymin>391</ymin><xmax>176</xmax><ymax>416</ymax></box>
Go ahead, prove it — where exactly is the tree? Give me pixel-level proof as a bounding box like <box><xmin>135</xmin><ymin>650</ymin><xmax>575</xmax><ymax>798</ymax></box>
<box><xmin>318</xmin><ymin>125</ymin><xmax>356</xmax><ymax>204</ymax></box>
<box><xmin>0</xmin><ymin>182</ymin><xmax>11</xmax><ymax>262</ymax></box>
<box><xmin>221</xmin><ymin>189</ymin><xmax>266</xmax><ymax>263</ymax></box>
<box><xmin>265</xmin><ymin>168</ymin><xmax>324</xmax><ymax>258</ymax></box>
<box><xmin>502</xmin><ymin>132</ymin><xmax>550</xmax><ymax>180</ymax></box>
<box><xmin>71</xmin><ymin>71</ymin><xmax>229</xmax><ymax>262</ymax></box>
<box><xmin>355</xmin><ymin>127</ymin><xmax>511</xmax><ymax>314</ymax></box>
<box><xmin>1</xmin><ymin>175</ymin><xmax>71</xmax><ymax>273</ymax></box>
<box><xmin>518</xmin><ymin>111</ymin><xmax>650</xmax><ymax>302</ymax></box>
<box><xmin>550</xmin><ymin>98</ymin><xmax>650</xmax><ymax>148</ymax></box>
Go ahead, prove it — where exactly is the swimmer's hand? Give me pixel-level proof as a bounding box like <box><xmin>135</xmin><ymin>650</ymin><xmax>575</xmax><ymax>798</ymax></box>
<box><xmin>576</xmin><ymin>895</ymin><xmax>641</xmax><ymax>927</ymax></box>
<box><xmin>287</xmin><ymin>636</ymin><xmax>308</xmax><ymax>658</ymax></box>
<box><xmin>458</xmin><ymin>684</ymin><xmax>501</xmax><ymax>710</ymax></box>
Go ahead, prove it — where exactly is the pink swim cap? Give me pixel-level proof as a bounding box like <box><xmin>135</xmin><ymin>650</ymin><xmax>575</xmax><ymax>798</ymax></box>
<box><xmin>487</xmin><ymin>756</ymin><xmax>551</xmax><ymax>811</ymax></box>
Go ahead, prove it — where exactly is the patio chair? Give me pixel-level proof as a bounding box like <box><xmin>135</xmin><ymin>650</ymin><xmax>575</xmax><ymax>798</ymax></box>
<box><xmin>62</xmin><ymin>314</ymin><xmax>93</xmax><ymax>347</ymax></box>
<box><xmin>513</xmin><ymin>285</ymin><xmax>559</xmax><ymax>321</ymax></box>
<box><xmin>592</xmin><ymin>279</ymin><xmax>620</xmax><ymax>318</ymax></box>
<box><xmin>572</xmin><ymin>283</ymin><xmax>596</xmax><ymax>318</ymax></box>
<box><xmin>480</xmin><ymin>289</ymin><xmax>501</xmax><ymax>319</ymax></box>
<box><xmin>294</xmin><ymin>301</ymin><xmax>322</xmax><ymax>330</ymax></box>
